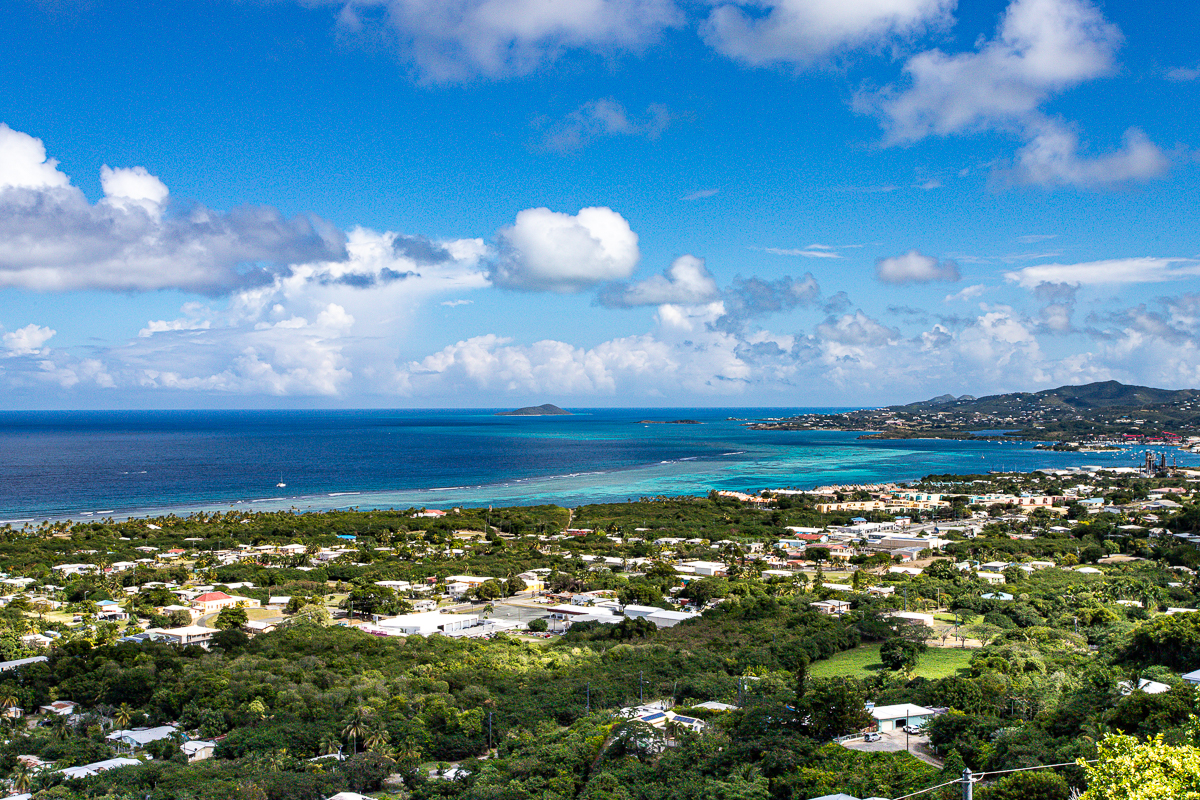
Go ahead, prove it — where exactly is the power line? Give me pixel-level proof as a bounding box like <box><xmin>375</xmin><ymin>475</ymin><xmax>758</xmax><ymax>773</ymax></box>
<box><xmin>887</xmin><ymin>759</ymin><xmax>1099</xmax><ymax>800</ymax></box>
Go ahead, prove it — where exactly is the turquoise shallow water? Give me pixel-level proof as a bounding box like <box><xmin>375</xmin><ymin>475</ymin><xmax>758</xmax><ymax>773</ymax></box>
<box><xmin>0</xmin><ymin>408</ymin><xmax>1190</xmax><ymax>522</ymax></box>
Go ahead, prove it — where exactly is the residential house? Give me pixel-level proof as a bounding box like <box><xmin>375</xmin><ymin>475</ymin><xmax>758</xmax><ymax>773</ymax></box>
<box><xmin>181</xmin><ymin>740</ymin><xmax>216</xmax><ymax>762</ymax></box>
<box><xmin>191</xmin><ymin>591</ymin><xmax>259</xmax><ymax>615</ymax></box>
<box><xmin>810</xmin><ymin>600</ymin><xmax>851</xmax><ymax>616</ymax></box>
<box><xmin>106</xmin><ymin>725</ymin><xmax>179</xmax><ymax>750</ymax></box>
<box><xmin>154</xmin><ymin>626</ymin><xmax>216</xmax><ymax>648</ymax></box>
<box><xmin>39</xmin><ymin>700</ymin><xmax>77</xmax><ymax>716</ymax></box>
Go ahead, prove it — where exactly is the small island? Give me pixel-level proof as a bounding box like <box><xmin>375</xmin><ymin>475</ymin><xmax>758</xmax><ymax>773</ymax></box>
<box><xmin>495</xmin><ymin>403</ymin><xmax>572</xmax><ymax>416</ymax></box>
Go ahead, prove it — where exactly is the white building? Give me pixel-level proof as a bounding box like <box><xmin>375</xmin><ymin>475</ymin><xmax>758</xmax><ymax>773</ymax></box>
<box><xmin>106</xmin><ymin>725</ymin><xmax>179</xmax><ymax>749</ymax></box>
<box><xmin>869</xmin><ymin>703</ymin><xmax>935</xmax><ymax>732</ymax></box>
<box><xmin>181</xmin><ymin>740</ymin><xmax>217</xmax><ymax>762</ymax></box>
<box><xmin>152</xmin><ymin>626</ymin><xmax>216</xmax><ymax>648</ymax></box>
<box><xmin>681</xmin><ymin>561</ymin><xmax>727</xmax><ymax>577</ymax></box>
<box><xmin>371</xmin><ymin>610</ymin><xmax>479</xmax><ymax>636</ymax></box>
<box><xmin>57</xmin><ymin>757</ymin><xmax>140</xmax><ymax>779</ymax></box>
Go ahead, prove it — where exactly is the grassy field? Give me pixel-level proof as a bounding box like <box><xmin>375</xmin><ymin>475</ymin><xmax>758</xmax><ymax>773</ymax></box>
<box><xmin>808</xmin><ymin>643</ymin><xmax>976</xmax><ymax>680</ymax></box>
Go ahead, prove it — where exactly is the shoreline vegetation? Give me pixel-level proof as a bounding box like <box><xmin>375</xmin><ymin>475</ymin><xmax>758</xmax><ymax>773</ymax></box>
<box><xmin>3</xmin><ymin>462</ymin><xmax>1200</xmax><ymax>798</ymax></box>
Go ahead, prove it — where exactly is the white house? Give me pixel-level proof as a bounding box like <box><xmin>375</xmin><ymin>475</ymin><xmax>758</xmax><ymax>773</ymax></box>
<box><xmin>976</xmin><ymin>571</ymin><xmax>1006</xmax><ymax>585</ymax></box>
<box><xmin>153</xmin><ymin>625</ymin><xmax>216</xmax><ymax>648</ymax></box>
<box><xmin>811</xmin><ymin>600</ymin><xmax>851</xmax><ymax>615</ymax></box>
<box><xmin>681</xmin><ymin>561</ymin><xmax>727</xmax><ymax>577</ymax></box>
<box><xmin>869</xmin><ymin>703</ymin><xmax>935</xmax><ymax>732</ymax></box>
<box><xmin>181</xmin><ymin>740</ymin><xmax>216</xmax><ymax>762</ymax></box>
<box><xmin>106</xmin><ymin>725</ymin><xmax>179</xmax><ymax>750</ymax></box>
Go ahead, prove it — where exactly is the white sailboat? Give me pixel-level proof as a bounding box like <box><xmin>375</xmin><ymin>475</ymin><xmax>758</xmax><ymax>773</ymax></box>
<box><xmin>276</xmin><ymin>472</ymin><xmax>287</xmax><ymax>488</ymax></box>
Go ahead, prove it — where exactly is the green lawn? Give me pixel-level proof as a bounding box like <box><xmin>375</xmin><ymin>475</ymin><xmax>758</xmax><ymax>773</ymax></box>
<box><xmin>808</xmin><ymin>643</ymin><xmax>976</xmax><ymax>679</ymax></box>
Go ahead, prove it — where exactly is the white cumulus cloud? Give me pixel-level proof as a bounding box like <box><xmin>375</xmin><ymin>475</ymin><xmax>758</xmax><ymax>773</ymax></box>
<box><xmin>0</xmin><ymin>124</ymin><xmax>347</xmax><ymax>293</ymax></box>
<box><xmin>597</xmin><ymin>255</ymin><xmax>719</xmax><ymax>307</ymax></box>
<box><xmin>492</xmin><ymin>206</ymin><xmax>640</xmax><ymax>293</ymax></box>
<box><xmin>3</xmin><ymin>323</ymin><xmax>56</xmax><ymax>356</ymax></box>
<box><xmin>332</xmin><ymin>0</ymin><xmax>682</xmax><ymax>82</ymax></box>
<box><xmin>0</xmin><ymin>124</ymin><xmax>71</xmax><ymax>190</ymax></box>
<box><xmin>702</xmin><ymin>0</ymin><xmax>955</xmax><ymax>67</ymax></box>
<box><xmin>876</xmin><ymin>249</ymin><xmax>960</xmax><ymax>283</ymax></box>
<box><xmin>864</xmin><ymin>0</ymin><xmax>1121</xmax><ymax>142</ymax></box>
<box><xmin>100</xmin><ymin>165</ymin><xmax>170</xmax><ymax>218</ymax></box>
<box><xmin>1008</xmin><ymin>123</ymin><xmax>1169</xmax><ymax>187</ymax></box>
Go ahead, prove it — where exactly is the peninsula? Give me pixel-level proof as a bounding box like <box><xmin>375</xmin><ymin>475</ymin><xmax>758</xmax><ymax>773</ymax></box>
<box><xmin>495</xmin><ymin>403</ymin><xmax>572</xmax><ymax>416</ymax></box>
<box><xmin>748</xmin><ymin>380</ymin><xmax>1200</xmax><ymax>445</ymax></box>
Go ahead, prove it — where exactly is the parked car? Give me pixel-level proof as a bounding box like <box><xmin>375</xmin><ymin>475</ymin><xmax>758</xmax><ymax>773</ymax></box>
<box><xmin>864</xmin><ymin>732</ymin><xmax>881</xmax><ymax>742</ymax></box>
<box><xmin>903</xmin><ymin>725</ymin><xmax>924</xmax><ymax>734</ymax></box>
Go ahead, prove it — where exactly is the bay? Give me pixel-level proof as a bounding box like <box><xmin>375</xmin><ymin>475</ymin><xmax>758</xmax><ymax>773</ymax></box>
<box><xmin>0</xmin><ymin>408</ymin><xmax>1190</xmax><ymax>522</ymax></box>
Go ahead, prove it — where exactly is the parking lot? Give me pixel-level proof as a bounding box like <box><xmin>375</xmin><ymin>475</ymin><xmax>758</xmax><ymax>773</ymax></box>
<box><xmin>841</xmin><ymin>729</ymin><xmax>940</xmax><ymax>766</ymax></box>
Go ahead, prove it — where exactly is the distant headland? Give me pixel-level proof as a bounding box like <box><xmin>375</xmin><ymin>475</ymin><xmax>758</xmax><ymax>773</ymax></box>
<box><xmin>495</xmin><ymin>404</ymin><xmax>572</xmax><ymax>416</ymax></box>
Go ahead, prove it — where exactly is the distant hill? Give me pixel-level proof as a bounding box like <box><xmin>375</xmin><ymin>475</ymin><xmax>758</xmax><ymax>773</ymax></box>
<box><xmin>495</xmin><ymin>404</ymin><xmax>572</xmax><ymax>416</ymax></box>
<box><xmin>904</xmin><ymin>381</ymin><xmax>1200</xmax><ymax>413</ymax></box>
<box><xmin>748</xmin><ymin>380</ymin><xmax>1200</xmax><ymax>440</ymax></box>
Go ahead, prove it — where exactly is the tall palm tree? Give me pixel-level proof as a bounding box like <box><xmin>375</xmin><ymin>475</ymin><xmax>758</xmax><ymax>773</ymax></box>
<box><xmin>342</xmin><ymin>706</ymin><xmax>369</xmax><ymax>754</ymax></box>
<box><xmin>114</xmin><ymin>702</ymin><xmax>133</xmax><ymax>730</ymax></box>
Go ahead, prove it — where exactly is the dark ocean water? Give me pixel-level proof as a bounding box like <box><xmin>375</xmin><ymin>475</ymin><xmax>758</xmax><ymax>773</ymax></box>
<box><xmin>0</xmin><ymin>408</ymin><xmax>1189</xmax><ymax>522</ymax></box>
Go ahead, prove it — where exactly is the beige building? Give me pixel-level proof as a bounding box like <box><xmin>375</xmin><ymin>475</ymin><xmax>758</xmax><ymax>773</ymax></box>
<box><xmin>191</xmin><ymin>591</ymin><xmax>260</xmax><ymax>615</ymax></box>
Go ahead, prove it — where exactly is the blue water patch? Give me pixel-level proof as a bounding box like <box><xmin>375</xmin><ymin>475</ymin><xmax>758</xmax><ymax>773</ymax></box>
<box><xmin>0</xmin><ymin>408</ymin><xmax>1190</xmax><ymax>521</ymax></box>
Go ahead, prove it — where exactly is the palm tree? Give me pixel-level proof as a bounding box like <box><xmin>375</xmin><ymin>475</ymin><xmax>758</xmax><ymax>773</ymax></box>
<box><xmin>342</xmin><ymin>706</ymin><xmax>369</xmax><ymax>754</ymax></box>
<box><xmin>9</xmin><ymin>763</ymin><xmax>32</xmax><ymax>793</ymax></box>
<box><xmin>364</xmin><ymin>724</ymin><xmax>390</xmax><ymax>752</ymax></box>
<box><xmin>264</xmin><ymin>748</ymin><xmax>288</xmax><ymax>772</ymax></box>
<box><xmin>49</xmin><ymin>713</ymin><xmax>70</xmax><ymax>742</ymax></box>
<box><xmin>319</xmin><ymin>733</ymin><xmax>340</xmax><ymax>756</ymax></box>
<box><xmin>114</xmin><ymin>702</ymin><xmax>133</xmax><ymax>730</ymax></box>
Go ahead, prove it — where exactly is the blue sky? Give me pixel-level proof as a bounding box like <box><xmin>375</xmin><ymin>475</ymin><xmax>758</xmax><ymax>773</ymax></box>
<box><xmin>1</xmin><ymin>0</ymin><xmax>1199</xmax><ymax>408</ymax></box>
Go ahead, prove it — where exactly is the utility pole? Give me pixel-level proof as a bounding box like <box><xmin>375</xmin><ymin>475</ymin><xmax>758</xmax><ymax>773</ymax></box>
<box><xmin>639</xmin><ymin>671</ymin><xmax>644</xmax><ymax>704</ymax></box>
<box><xmin>586</xmin><ymin>682</ymin><xmax>591</xmax><ymax>713</ymax></box>
<box><xmin>962</xmin><ymin>767</ymin><xmax>973</xmax><ymax>800</ymax></box>
<box><xmin>487</xmin><ymin>710</ymin><xmax>493</xmax><ymax>754</ymax></box>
